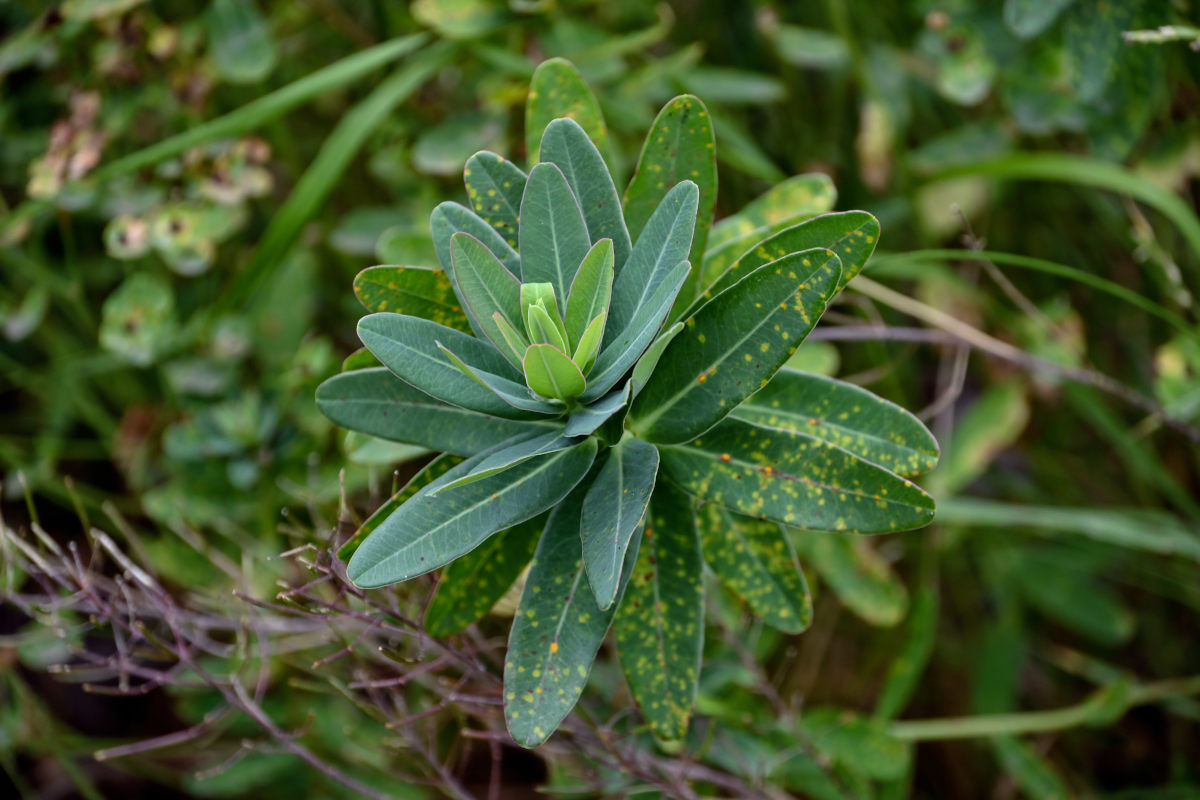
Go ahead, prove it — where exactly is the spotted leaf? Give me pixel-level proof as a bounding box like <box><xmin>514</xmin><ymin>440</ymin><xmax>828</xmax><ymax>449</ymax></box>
<box><xmin>525</xmin><ymin>58</ymin><xmax>611</xmax><ymax>168</ymax></box>
<box><xmin>660</xmin><ymin>418</ymin><xmax>936</xmax><ymax>533</ymax></box>
<box><xmin>631</xmin><ymin>249</ymin><xmax>842</xmax><ymax>445</ymax></box>
<box><xmin>734</xmin><ymin>368</ymin><xmax>939</xmax><ymax>477</ymax></box>
<box><xmin>504</xmin><ymin>477</ymin><xmax>642</xmax><ymax>747</ymax></box>
<box><xmin>464</xmin><ymin>151</ymin><xmax>526</xmax><ymax>249</ymax></box>
<box><xmin>695</xmin><ymin>502</ymin><xmax>811</xmax><ymax>633</ymax></box>
<box><xmin>614</xmin><ymin>482</ymin><xmax>704</xmax><ymax>740</ymax></box>
<box><xmin>353</xmin><ymin>266</ymin><xmax>471</xmax><ymax>334</ymax></box>
<box><xmin>425</xmin><ymin>514</ymin><xmax>545</xmax><ymax>637</ymax></box>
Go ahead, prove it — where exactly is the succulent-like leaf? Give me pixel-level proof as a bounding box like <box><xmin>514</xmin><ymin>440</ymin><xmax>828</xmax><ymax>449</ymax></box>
<box><xmin>525</xmin><ymin>58</ymin><xmax>611</xmax><ymax>168</ymax></box>
<box><xmin>580</xmin><ymin>436</ymin><xmax>660</xmax><ymax>609</ymax></box>
<box><xmin>661</xmin><ymin>418</ymin><xmax>937</xmax><ymax>533</ymax></box>
<box><xmin>614</xmin><ymin>482</ymin><xmax>704</xmax><ymax>741</ymax></box>
<box><xmin>435</xmin><ymin>340</ymin><xmax>564</xmax><ymax>415</ymax></box>
<box><xmin>316</xmin><ymin>367</ymin><xmax>551</xmax><ymax>457</ymax></box>
<box><xmin>525</xmin><ymin>302</ymin><xmax>569</xmax><ymax>352</ymax></box>
<box><xmin>623</xmin><ymin>95</ymin><xmax>717</xmax><ymax>310</ymax></box>
<box><xmin>337</xmin><ymin>453</ymin><xmax>462</xmax><ymax>561</ymax></box>
<box><xmin>359</xmin><ymin>313</ymin><xmax>542</xmax><ymax>419</ymax></box>
<box><xmin>353</xmin><ymin>265</ymin><xmax>471</xmax><ymax>333</ymax></box>
<box><xmin>791</xmin><ymin>532</ymin><xmax>909</xmax><ymax>627</ymax></box>
<box><xmin>432</xmin><ymin>430</ymin><xmax>577</xmax><ymax>495</ymax></box>
<box><xmin>696</xmin><ymin>502</ymin><xmax>812</xmax><ymax>633</ymax></box>
<box><xmin>605</xmin><ymin>181</ymin><xmax>699</xmax><ymax>347</ymax></box>
<box><xmin>449</xmin><ymin>232</ymin><xmax>524</xmax><ymax>368</ymax></box>
<box><xmin>582</xmin><ymin>260</ymin><xmax>691</xmax><ymax>402</ymax></box>
<box><xmin>631</xmin><ymin>249</ymin><xmax>842</xmax><ymax>444</ymax></box>
<box><xmin>464</xmin><ymin>151</ymin><xmax>526</xmax><ymax>249</ymax></box>
<box><xmin>431</xmin><ymin>200</ymin><xmax>522</xmax><ymax>278</ymax></box>
<box><xmin>734</xmin><ymin>368</ymin><xmax>940</xmax><ymax>477</ymax></box>
<box><xmin>504</xmin><ymin>478</ymin><xmax>642</xmax><ymax>747</ymax></box>
<box><xmin>492</xmin><ymin>311</ymin><xmax>529</xmax><ymax>364</ymax></box>
<box><xmin>520</xmin><ymin>162</ymin><xmax>593</xmax><ymax>303</ymax></box>
<box><xmin>348</xmin><ymin>436</ymin><xmax>599</xmax><ymax>587</ymax></box>
<box><xmin>564</xmin><ymin>238</ymin><xmax>615</xmax><ymax>350</ymax></box>
<box><xmin>540</xmin><ymin>119</ymin><xmax>631</xmax><ymax>268</ymax></box>
<box><xmin>692</xmin><ymin>211</ymin><xmax>879</xmax><ymax>318</ymax></box>
<box><xmin>425</xmin><ymin>514</ymin><xmax>545</xmax><ymax>637</ymax></box>
<box><xmin>563</xmin><ymin>383</ymin><xmax>630</xmax><ymax>438</ymax></box>
<box><xmin>630</xmin><ymin>321</ymin><xmax>683</xmax><ymax>397</ymax></box>
<box><xmin>523</xmin><ymin>343</ymin><xmax>586</xmax><ymax>401</ymax></box>
<box><xmin>571</xmin><ymin>312</ymin><xmax>606</xmax><ymax>374</ymax></box>
<box><xmin>519</xmin><ymin>282</ymin><xmax>568</xmax><ymax>344</ymax></box>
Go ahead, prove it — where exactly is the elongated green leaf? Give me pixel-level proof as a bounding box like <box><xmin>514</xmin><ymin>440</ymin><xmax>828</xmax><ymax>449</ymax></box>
<box><xmin>631</xmin><ymin>321</ymin><xmax>684</xmax><ymax>397</ymax></box>
<box><xmin>580</xmin><ymin>437</ymin><xmax>660</xmax><ymax>609</ymax></box>
<box><xmin>492</xmin><ymin>311</ymin><xmax>529</xmax><ymax>363</ymax></box>
<box><xmin>353</xmin><ymin>266</ymin><xmax>471</xmax><ymax>333</ymax></box>
<box><xmin>436</xmin><ymin>341</ymin><xmax>563</xmax><ymax>415</ymax></box>
<box><xmin>791</xmin><ymin>533</ymin><xmax>909</xmax><ymax>627</ymax></box>
<box><xmin>582</xmin><ymin>259</ymin><xmax>691</xmax><ymax>402</ymax></box>
<box><xmin>338</xmin><ymin>453</ymin><xmax>461</xmax><ymax>561</ymax></box>
<box><xmin>874</xmin><ymin>587</ymin><xmax>939</xmax><ymax>720</ymax></box>
<box><xmin>661</xmin><ymin>418</ymin><xmax>936</xmax><ymax>533</ymax></box>
<box><xmin>525</xmin><ymin>58</ymin><xmax>611</xmax><ymax>168</ymax></box>
<box><xmin>432</xmin><ymin>431</ymin><xmax>575</xmax><ymax>494</ymax></box>
<box><xmin>605</xmin><ymin>180</ymin><xmax>698</xmax><ymax>346</ymax></box>
<box><xmin>572</xmin><ymin>313</ymin><xmax>606</xmax><ymax>374</ymax></box>
<box><xmin>624</xmin><ymin>95</ymin><xmax>717</xmax><ymax>307</ymax></box>
<box><xmin>706</xmin><ymin>174</ymin><xmax>837</xmax><ymax>254</ymax></box>
<box><xmin>358</xmin><ymin>313</ymin><xmax>538</xmax><ymax>419</ymax></box>
<box><xmin>316</xmin><ymin>368</ymin><xmax>550</xmax><ymax>457</ymax></box>
<box><xmin>464</xmin><ymin>151</ymin><xmax>526</xmax><ymax>248</ymax></box>
<box><xmin>631</xmin><ymin>249</ymin><xmax>842</xmax><ymax>444</ymax></box>
<box><xmin>540</xmin><ymin>119</ymin><xmax>631</xmax><ymax>268</ymax></box>
<box><xmin>524</xmin><ymin>343</ymin><xmax>586</xmax><ymax>401</ymax></box>
<box><xmin>693</xmin><ymin>211</ymin><xmax>879</xmax><ymax>319</ymax></box>
<box><xmin>520</xmin><ymin>163</ymin><xmax>593</xmax><ymax>304</ymax></box>
<box><xmin>614</xmin><ymin>482</ymin><xmax>704</xmax><ymax>740</ymax></box>
<box><xmin>431</xmin><ymin>201</ymin><xmax>522</xmax><ymax>279</ymax></box>
<box><xmin>564</xmin><ymin>238</ymin><xmax>615</xmax><ymax>350</ymax></box>
<box><xmin>504</xmin><ymin>478</ymin><xmax>641</xmax><ymax>747</ymax></box>
<box><xmin>348</xmin><ymin>437</ymin><xmax>598</xmax><ymax>587</ymax></box>
<box><xmin>696</xmin><ymin>503</ymin><xmax>811</xmax><ymax>633</ymax></box>
<box><xmin>735</xmin><ymin>369</ymin><xmax>939</xmax><ymax>477</ymax></box>
<box><xmin>525</xmin><ymin>303</ymin><xmax>568</xmax><ymax>351</ymax></box>
<box><xmin>425</xmin><ymin>515</ymin><xmax>545</xmax><ymax>637</ymax></box>
<box><xmin>991</xmin><ymin>736</ymin><xmax>1071</xmax><ymax>800</ymax></box>
<box><xmin>563</xmin><ymin>384</ymin><xmax>630</xmax><ymax>438</ymax></box>
<box><xmin>450</xmin><ymin>232</ymin><xmax>523</xmax><ymax>367</ymax></box>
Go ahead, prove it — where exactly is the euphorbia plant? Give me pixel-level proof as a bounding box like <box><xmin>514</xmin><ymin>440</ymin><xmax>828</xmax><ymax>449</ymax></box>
<box><xmin>317</xmin><ymin>59</ymin><xmax>938</xmax><ymax>747</ymax></box>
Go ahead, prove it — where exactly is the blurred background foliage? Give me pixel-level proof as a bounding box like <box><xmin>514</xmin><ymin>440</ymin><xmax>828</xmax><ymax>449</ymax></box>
<box><xmin>2</xmin><ymin>0</ymin><xmax>1200</xmax><ymax>798</ymax></box>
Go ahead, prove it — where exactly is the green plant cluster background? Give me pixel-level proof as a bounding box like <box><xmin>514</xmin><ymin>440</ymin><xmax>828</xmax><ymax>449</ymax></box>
<box><xmin>3</xmin><ymin>1</ymin><xmax>1200</xmax><ymax>798</ymax></box>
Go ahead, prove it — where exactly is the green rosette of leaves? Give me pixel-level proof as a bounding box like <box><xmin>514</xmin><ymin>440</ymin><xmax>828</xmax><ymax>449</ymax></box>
<box><xmin>316</xmin><ymin>58</ymin><xmax>940</xmax><ymax>747</ymax></box>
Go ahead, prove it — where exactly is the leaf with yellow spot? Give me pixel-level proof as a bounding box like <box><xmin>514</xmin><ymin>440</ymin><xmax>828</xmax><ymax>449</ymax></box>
<box><xmin>695</xmin><ymin>502</ymin><xmax>811</xmax><ymax>633</ymax></box>
<box><xmin>425</xmin><ymin>513</ymin><xmax>545</xmax><ymax>637</ymax></box>
<box><xmin>614</xmin><ymin>482</ymin><xmax>704</xmax><ymax>740</ymax></box>
<box><xmin>690</xmin><ymin>210</ymin><xmax>880</xmax><ymax>319</ymax></box>
<box><xmin>431</xmin><ymin>201</ymin><xmax>522</xmax><ymax>278</ymax></box>
<box><xmin>504</xmin><ymin>475</ymin><xmax>642</xmax><ymax>747</ymax></box>
<box><xmin>348</xmin><ymin>436</ymin><xmax>598</xmax><ymax>588</ymax></box>
<box><xmin>623</xmin><ymin>94</ymin><xmax>717</xmax><ymax>311</ymax></box>
<box><xmin>463</xmin><ymin>151</ymin><xmax>526</xmax><ymax>249</ymax></box>
<box><xmin>734</xmin><ymin>368</ymin><xmax>939</xmax><ymax>477</ymax></box>
<box><xmin>706</xmin><ymin>173</ymin><xmax>836</xmax><ymax>255</ymax></box>
<box><xmin>353</xmin><ymin>265</ymin><xmax>471</xmax><ymax>334</ymax></box>
<box><xmin>791</xmin><ymin>532</ymin><xmax>909</xmax><ymax>627</ymax></box>
<box><xmin>660</xmin><ymin>417</ymin><xmax>936</xmax><ymax>533</ymax></box>
<box><xmin>630</xmin><ymin>248</ymin><xmax>842</xmax><ymax>445</ymax></box>
<box><xmin>525</xmin><ymin>58</ymin><xmax>611</xmax><ymax>169</ymax></box>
